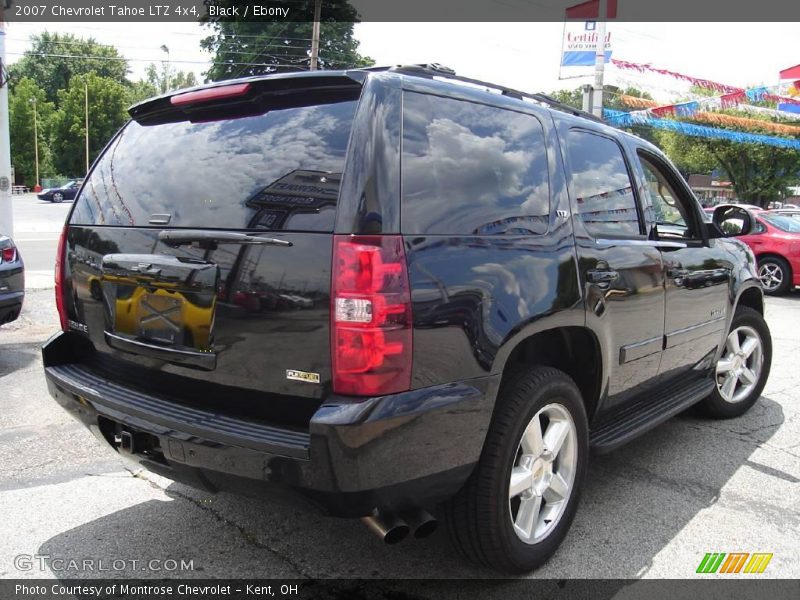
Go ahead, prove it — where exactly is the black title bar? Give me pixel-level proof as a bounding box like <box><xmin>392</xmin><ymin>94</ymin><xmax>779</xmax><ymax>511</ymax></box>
<box><xmin>3</xmin><ymin>0</ymin><xmax>800</xmax><ymax>22</ymax></box>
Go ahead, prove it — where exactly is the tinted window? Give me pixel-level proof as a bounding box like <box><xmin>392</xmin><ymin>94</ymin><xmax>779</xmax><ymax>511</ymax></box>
<box><xmin>566</xmin><ymin>131</ymin><xmax>640</xmax><ymax>237</ymax></box>
<box><xmin>401</xmin><ymin>92</ymin><xmax>550</xmax><ymax>235</ymax></box>
<box><xmin>71</xmin><ymin>99</ymin><xmax>358</xmax><ymax>231</ymax></box>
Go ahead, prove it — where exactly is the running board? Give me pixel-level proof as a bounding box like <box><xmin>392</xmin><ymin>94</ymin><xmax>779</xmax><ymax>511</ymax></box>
<box><xmin>589</xmin><ymin>378</ymin><xmax>715</xmax><ymax>453</ymax></box>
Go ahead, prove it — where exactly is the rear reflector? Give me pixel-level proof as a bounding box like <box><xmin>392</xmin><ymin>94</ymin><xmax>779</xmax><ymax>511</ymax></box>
<box><xmin>0</xmin><ymin>246</ymin><xmax>16</xmax><ymax>263</ymax></box>
<box><xmin>170</xmin><ymin>83</ymin><xmax>251</xmax><ymax>107</ymax></box>
<box><xmin>55</xmin><ymin>226</ymin><xmax>69</xmax><ymax>331</ymax></box>
<box><xmin>331</xmin><ymin>235</ymin><xmax>412</xmax><ymax>396</ymax></box>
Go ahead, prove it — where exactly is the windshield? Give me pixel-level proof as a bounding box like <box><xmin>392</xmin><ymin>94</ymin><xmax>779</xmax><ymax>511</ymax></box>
<box><xmin>761</xmin><ymin>214</ymin><xmax>800</xmax><ymax>233</ymax></box>
<box><xmin>70</xmin><ymin>98</ymin><xmax>358</xmax><ymax>231</ymax></box>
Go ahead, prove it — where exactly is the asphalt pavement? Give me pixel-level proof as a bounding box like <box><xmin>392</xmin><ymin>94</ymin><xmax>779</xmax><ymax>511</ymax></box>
<box><xmin>0</xmin><ymin>195</ymin><xmax>798</xmax><ymax>582</ymax></box>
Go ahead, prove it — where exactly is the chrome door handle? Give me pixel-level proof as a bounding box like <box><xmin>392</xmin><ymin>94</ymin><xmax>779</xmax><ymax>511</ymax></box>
<box><xmin>587</xmin><ymin>269</ymin><xmax>619</xmax><ymax>284</ymax></box>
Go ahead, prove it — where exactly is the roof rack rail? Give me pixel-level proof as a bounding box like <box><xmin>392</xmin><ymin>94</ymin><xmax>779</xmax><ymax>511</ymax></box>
<box><xmin>365</xmin><ymin>63</ymin><xmax>602</xmax><ymax>123</ymax></box>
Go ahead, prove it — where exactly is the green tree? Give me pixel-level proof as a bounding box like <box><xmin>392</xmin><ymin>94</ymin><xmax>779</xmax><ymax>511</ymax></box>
<box><xmin>201</xmin><ymin>1</ymin><xmax>373</xmax><ymax>81</ymax></box>
<box><xmin>145</xmin><ymin>63</ymin><xmax>198</xmax><ymax>94</ymax></box>
<box><xmin>547</xmin><ymin>85</ymin><xmax>653</xmax><ymax>111</ymax></box>
<box><xmin>656</xmin><ymin>130</ymin><xmax>800</xmax><ymax>206</ymax></box>
<box><xmin>50</xmin><ymin>73</ymin><xmax>130</xmax><ymax>177</ymax></box>
<box><xmin>126</xmin><ymin>79</ymin><xmax>159</xmax><ymax>106</ymax></box>
<box><xmin>9</xmin><ymin>77</ymin><xmax>56</xmax><ymax>186</ymax></box>
<box><xmin>9</xmin><ymin>32</ymin><xmax>130</xmax><ymax>106</ymax></box>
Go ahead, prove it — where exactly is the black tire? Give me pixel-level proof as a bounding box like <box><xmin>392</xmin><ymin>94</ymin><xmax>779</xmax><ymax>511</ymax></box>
<box><xmin>52</xmin><ymin>192</ymin><xmax>64</xmax><ymax>203</ymax></box>
<box><xmin>444</xmin><ymin>366</ymin><xmax>588</xmax><ymax>574</ymax></box>
<box><xmin>701</xmin><ymin>306</ymin><xmax>772</xmax><ymax>419</ymax></box>
<box><xmin>757</xmin><ymin>256</ymin><xmax>791</xmax><ymax>295</ymax></box>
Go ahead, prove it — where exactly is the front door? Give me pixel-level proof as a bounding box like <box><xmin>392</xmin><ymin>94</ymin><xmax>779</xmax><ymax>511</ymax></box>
<box><xmin>631</xmin><ymin>149</ymin><xmax>731</xmax><ymax>382</ymax></box>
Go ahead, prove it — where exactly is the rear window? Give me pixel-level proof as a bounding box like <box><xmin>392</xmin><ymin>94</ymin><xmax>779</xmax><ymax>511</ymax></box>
<box><xmin>401</xmin><ymin>92</ymin><xmax>550</xmax><ymax>235</ymax></box>
<box><xmin>71</xmin><ymin>98</ymin><xmax>359</xmax><ymax>231</ymax></box>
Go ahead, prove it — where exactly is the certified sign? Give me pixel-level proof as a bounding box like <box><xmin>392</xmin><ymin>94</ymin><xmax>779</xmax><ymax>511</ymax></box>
<box><xmin>0</xmin><ymin>176</ymin><xmax>9</xmax><ymax>192</ymax></box>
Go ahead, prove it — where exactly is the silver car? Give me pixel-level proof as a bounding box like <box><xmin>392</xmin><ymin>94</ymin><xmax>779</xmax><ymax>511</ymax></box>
<box><xmin>0</xmin><ymin>235</ymin><xmax>24</xmax><ymax>325</ymax></box>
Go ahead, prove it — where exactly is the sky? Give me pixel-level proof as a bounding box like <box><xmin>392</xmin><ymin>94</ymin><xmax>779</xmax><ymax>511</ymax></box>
<box><xmin>3</xmin><ymin>21</ymin><xmax>799</xmax><ymax>103</ymax></box>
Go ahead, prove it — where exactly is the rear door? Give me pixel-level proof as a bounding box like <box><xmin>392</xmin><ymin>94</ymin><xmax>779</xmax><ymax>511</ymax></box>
<box><xmin>562</xmin><ymin>127</ymin><xmax>665</xmax><ymax>413</ymax></box>
<box><xmin>64</xmin><ymin>78</ymin><xmax>362</xmax><ymax>412</ymax></box>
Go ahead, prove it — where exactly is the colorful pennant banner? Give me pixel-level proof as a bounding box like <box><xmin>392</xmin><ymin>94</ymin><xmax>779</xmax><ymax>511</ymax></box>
<box><xmin>604</xmin><ymin>109</ymin><xmax>800</xmax><ymax>150</ymax></box>
<box><xmin>611</xmin><ymin>59</ymin><xmax>800</xmax><ymax>107</ymax></box>
<box><xmin>615</xmin><ymin>95</ymin><xmax>800</xmax><ymax>134</ymax></box>
<box><xmin>610</xmin><ymin>59</ymin><xmax>741</xmax><ymax>93</ymax></box>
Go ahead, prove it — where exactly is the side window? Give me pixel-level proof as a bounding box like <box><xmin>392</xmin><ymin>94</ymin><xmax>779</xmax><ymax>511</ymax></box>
<box><xmin>752</xmin><ymin>221</ymin><xmax>767</xmax><ymax>234</ymax></box>
<box><xmin>638</xmin><ymin>153</ymin><xmax>699</xmax><ymax>240</ymax></box>
<box><xmin>565</xmin><ymin>131</ymin><xmax>641</xmax><ymax>238</ymax></box>
<box><xmin>401</xmin><ymin>92</ymin><xmax>550</xmax><ymax>235</ymax></box>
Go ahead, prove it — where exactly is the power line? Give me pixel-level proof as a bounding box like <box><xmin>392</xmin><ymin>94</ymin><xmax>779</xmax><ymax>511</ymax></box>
<box><xmin>5</xmin><ymin>51</ymin><xmax>306</xmax><ymax>69</ymax></box>
<box><xmin>8</xmin><ymin>37</ymin><xmax>314</xmax><ymax>53</ymax></box>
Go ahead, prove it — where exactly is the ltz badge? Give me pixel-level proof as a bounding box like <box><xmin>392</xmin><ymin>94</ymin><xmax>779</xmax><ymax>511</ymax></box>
<box><xmin>286</xmin><ymin>370</ymin><xmax>321</xmax><ymax>384</ymax></box>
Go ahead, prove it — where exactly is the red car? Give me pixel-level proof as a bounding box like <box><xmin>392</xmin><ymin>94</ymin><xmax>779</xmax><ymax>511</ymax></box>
<box><xmin>738</xmin><ymin>211</ymin><xmax>800</xmax><ymax>295</ymax></box>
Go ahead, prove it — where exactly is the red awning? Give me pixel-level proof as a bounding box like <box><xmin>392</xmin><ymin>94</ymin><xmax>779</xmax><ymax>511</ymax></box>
<box><xmin>566</xmin><ymin>0</ymin><xmax>618</xmax><ymax>19</ymax></box>
<box><xmin>779</xmin><ymin>64</ymin><xmax>800</xmax><ymax>80</ymax></box>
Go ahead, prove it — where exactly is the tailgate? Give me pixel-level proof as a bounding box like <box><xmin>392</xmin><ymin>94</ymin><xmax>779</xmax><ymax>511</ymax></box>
<box><xmin>62</xmin><ymin>80</ymin><xmax>361</xmax><ymax>409</ymax></box>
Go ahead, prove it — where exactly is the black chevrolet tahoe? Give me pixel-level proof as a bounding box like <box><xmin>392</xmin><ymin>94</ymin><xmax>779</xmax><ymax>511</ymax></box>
<box><xmin>43</xmin><ymin>65</ymin><xmax>772</xmax><ymax>573</ymax></box>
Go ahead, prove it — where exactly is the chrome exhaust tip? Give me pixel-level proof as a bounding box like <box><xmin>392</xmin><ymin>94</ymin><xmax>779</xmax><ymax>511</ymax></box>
<box><xmin>403</xmin><ymin>508</ymin><xmax>438</xmax><ymax>539</ymax></box>
<box><xmin>361</xmin><ymin>511</ymin><xmax>410</xmax><ymax>545</ymax></box>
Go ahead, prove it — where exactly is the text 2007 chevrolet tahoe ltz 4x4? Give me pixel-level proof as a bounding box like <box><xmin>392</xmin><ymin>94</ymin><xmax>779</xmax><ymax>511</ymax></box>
<box><xmin>43</xmin><ymin>65</ymin><xmax>771</xmax><ymax>573</ymax></box>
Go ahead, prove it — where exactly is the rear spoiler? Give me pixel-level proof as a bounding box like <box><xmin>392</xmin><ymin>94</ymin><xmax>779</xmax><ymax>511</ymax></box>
<box><xmin>128</xmin><ymin>70</ymin><xmax>367</xmax><ymax>126</ymax></box>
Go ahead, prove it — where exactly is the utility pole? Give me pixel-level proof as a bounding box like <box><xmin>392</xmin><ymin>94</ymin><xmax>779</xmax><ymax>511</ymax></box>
<box><xmin>591</xmin><ymin>0</ymin><xmax>607</xmax><ymax>119</ymax></box>
<box><xmin>84</xmin><ymin>80</ymin><xmax>89</xmax><ymax>175</ymax></box>
<box><xmin>29</xmin><ymin>97</ymin><xmax>39</xmax><ymax>191</ymax></box>
<box><xmin>0</xmin><ymin>6</ymin><xmax>13</xmax><ymax>237</ymax></box>
<box><xmin>160</xmin><ymin>45</ymin><xmax>170</xmax><ymax>92</ymax></box>
<box><xmin>310</xmin><ymin>0</ymin><xmax>321</xmax><ymax>70</ymax></box>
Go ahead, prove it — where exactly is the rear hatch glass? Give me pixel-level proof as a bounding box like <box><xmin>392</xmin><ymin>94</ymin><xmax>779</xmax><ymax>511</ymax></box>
<box><xmin>71</xmin><ymin>97</ymin><xmax>358</xmax><ymax>231</ymax></box>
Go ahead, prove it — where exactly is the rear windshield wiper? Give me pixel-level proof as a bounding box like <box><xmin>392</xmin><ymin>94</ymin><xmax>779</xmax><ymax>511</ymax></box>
<box><xmin>158</xmin><ymin>230</ymin><xmax>292</xmax><ymax>248</ymax></box>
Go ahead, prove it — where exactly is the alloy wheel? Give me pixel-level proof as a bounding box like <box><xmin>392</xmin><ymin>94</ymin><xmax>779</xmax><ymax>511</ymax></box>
<box><xmin>508</xmin><ymin>403</ymin><xmax>577</xmax><ymax>545</ymax></box>
<box><xmin>758</xmin><ymin>262</ymin><xmax>783</xmax><ymax>292</ymax></box>
<box><xmin>715</xmin><ymin>325</ymin><xmax>764</xmax><ymax>403</ymax></box>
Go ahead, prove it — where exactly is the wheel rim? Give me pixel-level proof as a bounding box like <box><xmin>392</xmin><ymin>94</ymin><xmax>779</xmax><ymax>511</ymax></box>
<box><xmin>53</xmin><ymin>193</ymin><xmax>63</xmax><ymax>202</ymax></box>
<box><xmin>758</xmin><ymin>262</ymin><xmax>783</xmax><ymax>291</ymax></box>
<box><xmin>715</xmin><ymin>325</ymin><xmax>764</xmax><ymax>403</ymax></box>
<box><xmin>508</xmin><ymin>403</ymin><xmax>577</xmax><ymax>545</ymax></box>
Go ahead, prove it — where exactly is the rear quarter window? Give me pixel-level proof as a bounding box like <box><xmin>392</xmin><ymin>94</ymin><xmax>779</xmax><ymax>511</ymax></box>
<box><xmin>401</xmin><ymin>92</ymin><xmax>550</xmax><ymax>236</ymax></box>
<box><xmin>71</xmin><ymin>98</ymin><xmax>359</xmax><ymax>231</ymax></box>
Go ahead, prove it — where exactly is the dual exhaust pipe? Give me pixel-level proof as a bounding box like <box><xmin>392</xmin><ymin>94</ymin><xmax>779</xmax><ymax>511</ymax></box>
<box><xmin>361</xmin><ymin>508</ymin><xmax>438</xmax><ymax>544</ymax></box>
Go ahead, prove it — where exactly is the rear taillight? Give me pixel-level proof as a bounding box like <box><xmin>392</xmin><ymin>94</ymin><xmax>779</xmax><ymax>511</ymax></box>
<box><xmin>54</xmin><ymin>226</ymin><xmax>69</xmax><ymax>331</ymax></box>
<box><xmin>331</xmin><ymin>235</ymin><xmax>413</xmax><ymax>396</ymax></box>
<box><xmin>0</xmin><ymin>246</ymin><xmax>16</xmax><ymax>263</ymax></box>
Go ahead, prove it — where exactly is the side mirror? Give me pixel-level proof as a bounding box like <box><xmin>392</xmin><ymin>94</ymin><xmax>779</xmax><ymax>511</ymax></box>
<box><xmin>709</xmin><ymin>205</ymin><xmax>753</xmax><ymax>238</ymax></box>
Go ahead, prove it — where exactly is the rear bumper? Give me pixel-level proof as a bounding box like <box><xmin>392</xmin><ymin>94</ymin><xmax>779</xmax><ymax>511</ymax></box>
<box><xmin>43</xmin><ymin>331</ymin><xmax>497</xmax><ymax>517</ymax></box>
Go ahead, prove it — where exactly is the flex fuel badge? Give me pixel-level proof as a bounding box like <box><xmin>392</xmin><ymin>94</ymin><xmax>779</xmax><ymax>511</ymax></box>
<box><xmin>286</xmin><ymin>370</ymin><xmax>320</xmax><ymax>384</ymax></box>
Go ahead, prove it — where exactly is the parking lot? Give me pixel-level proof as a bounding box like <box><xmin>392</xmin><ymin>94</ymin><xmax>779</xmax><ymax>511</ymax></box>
<box><xmin>1</xmin><ymin>193</ymin><xmax>798</xmax><ymax>580</ymax></box>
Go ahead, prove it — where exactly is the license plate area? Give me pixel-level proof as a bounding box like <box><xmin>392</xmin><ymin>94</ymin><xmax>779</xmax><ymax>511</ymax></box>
<box><xmin>101</xmin><ymin>254</ymin><xmax>218</xmax><ymax>354</ymax></box>
<box><xmin>137</xmin><ymin>292</ymin><xmax>183</xmax><ymax>345</ymax></box>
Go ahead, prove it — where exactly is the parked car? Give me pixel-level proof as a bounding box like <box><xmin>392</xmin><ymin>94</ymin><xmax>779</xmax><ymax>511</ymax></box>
<box><xmin>37</xmin><ymin>179</ymin><xmax>83</xmax><ymax>203</ymax></box>
<box><xmin>42</xmin><ymin>65</ymin><xmax>772</xmax><ymax>574</ymax></box>
<box><xmin>0</xmin><ymin>235</ymin><xmax>24</xmax><ymax>325</ymax></box>
<box><xmin>723</xmin><ymin>209</ymin><xmax>800</xmax><ymax>295</ymax></box>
